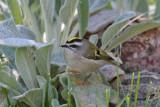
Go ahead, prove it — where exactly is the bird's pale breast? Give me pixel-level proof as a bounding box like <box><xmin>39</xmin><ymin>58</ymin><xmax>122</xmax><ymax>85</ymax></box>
<box><xmin>64</xmin><ymin>48</ymin><xmax>106</xmax><ymax>74</ymax></box>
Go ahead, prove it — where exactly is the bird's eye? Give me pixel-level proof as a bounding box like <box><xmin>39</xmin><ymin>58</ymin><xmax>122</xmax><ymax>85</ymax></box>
<box><xmin>70</xmin><ymin>45</ymin><xmax>78</xmax><ymax>48</ymax></box>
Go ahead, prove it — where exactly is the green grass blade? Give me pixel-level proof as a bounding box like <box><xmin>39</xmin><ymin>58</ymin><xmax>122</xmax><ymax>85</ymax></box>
<box><xmin>41</xmin><ymin>83</ymin><xmax>45</xmax><ymax>107</ymax></box>
<box><xmin>0</xmin><ymin>61</ymin><xmax>1</xmax><ymax>70</ymax></box>
<box><xmin>50</xmin><ymin>87</ymin><xmax>54</xmax><ymax>101</ymax></box>
<box><xmin>129</xmin><ymin>73</ymin><xmax>134</xmax><ymax>106</ymax></box>
<box><xmin>116</xmin><ymin>64</ymin><xmax>119</xmax><ymax>97</ymax></box>
<box><xmin>3</xmin><ymin>88</ymin><xmax>11</xmax><ymax>106</ymax></box>
<box><xmin>144</xmin><ymin>82</ymin><xmax>152</xmax><ymax>107</ymax></box>
<box><xmin>115</xmin><ymin>61</ymin><xmax>125</xmax><ymax>97</ymax></box>
<box><xmin>134</xmin><ymin>72</ymin><xmax>141</xmax><ymax>107</ymax></box>
<box><xmin>116</xmin><ymin>94</ymin><xmax>128</xmax><ymax>107</ymax></box>
<box><xmin>156</xmin><ymin>97</ymin><xmax>160</xmax><ymax>107</ymax></box>
<box><xmin>127</xmin><ymin>96</ymin><xmax>130</xmax><ymax>107</ymax></box>
<box><xmin>106</xmin><ymin>89</ymin><xmax>109</xmax><ymax>107</ymax></box>
<box><xmin>148</xmin><ymin>87</ymin><xmax>160</xmax><ymax>107</ymax></box>
<box><xmin>67</xmin><ymin>92</ymin><xmax>71</xmax><ymax>107</ymax></box>
<box><xmin>45</xmin><ymin>74</ymin><xmax>50</xmax><ymax>107</ymax></box>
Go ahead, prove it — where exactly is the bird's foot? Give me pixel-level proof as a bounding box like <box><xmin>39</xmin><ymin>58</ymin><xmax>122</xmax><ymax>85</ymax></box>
<box><xmin>74</xmin><ymin>79</ymin><xmax>88</xmax><ymax>85</ymax></box>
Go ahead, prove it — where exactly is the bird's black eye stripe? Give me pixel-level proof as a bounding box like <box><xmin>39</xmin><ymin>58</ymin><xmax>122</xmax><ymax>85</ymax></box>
<box><xmin>70</xmin><ymin>45</ymin><xmax>78</xmax><ymax>48</ymax></box>
<box><xmin>96</xmin><ymin>49</ymin><xmax>100</xmax><ymax>55</ymax></box>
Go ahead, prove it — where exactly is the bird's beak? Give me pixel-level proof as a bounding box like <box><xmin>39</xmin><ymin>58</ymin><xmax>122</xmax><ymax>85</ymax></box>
<box><xmin>60</xmin><ymin>45</ymin><xmax>68</xmax><ymax>48</ymax></box>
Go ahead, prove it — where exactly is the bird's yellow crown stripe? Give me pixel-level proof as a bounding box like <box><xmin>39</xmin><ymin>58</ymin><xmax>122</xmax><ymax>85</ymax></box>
<box><xmin>67</xmin><ymin>37</ymin><xmax>82</xmax><ymax>42</ymax></box>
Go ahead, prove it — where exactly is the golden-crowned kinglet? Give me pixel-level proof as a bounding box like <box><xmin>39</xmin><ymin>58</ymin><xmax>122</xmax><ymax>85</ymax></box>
<box><xmin>61</xmin><ymin>37</ymin><xmax>116</xmax><ymax>74</ymax></box>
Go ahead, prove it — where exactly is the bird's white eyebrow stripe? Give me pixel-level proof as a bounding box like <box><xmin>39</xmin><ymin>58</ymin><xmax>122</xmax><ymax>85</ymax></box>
<box><xmin>66</xmin><ymin>42</ymin><xmax>82</xmax><ymax>46</ymax></box>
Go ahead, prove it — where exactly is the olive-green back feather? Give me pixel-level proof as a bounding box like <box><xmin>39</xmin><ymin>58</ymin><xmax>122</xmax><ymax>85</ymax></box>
<box><xmin>82</xmin><ymin>40</ymin><xmax>116</xmax><ymax>65</ymax></box>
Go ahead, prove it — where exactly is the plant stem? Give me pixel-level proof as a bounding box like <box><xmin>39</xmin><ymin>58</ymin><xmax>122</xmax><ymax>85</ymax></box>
<box><xmin>0</xmin><ymin>61</ymin><xmax>1</xmax><ymax>70</ymax></box>
<box><xmin>3</xmin><ymin>88</ymin><xmax>11</xmax><ymax>106</ymax></box>
<box><xmin>127</xmin><ymin>96</ymin><xmax>130</xmax><ymax>107</ymax></box>
<box><xmin>96</xmin><ymin>104</ymin><xmax>98</xmax><ymax>107</ymax></box>
<box><xmin>41</xmin><ymin>83</ymin><xmax>45</xmax><ymax>107</ymax></box>
<box><xmin>115</xmin><ymin>61</ymin><xmax>125</xmax><ymax>96</ymax></box>
<box><xmin>129</xmin><ymin>73</ymin><xmax>134</xmax><ymax>106</ymax></box>
<box><xmin>144</xmin><ymin>82</ymin><xmax>152</xmax><ymax>107</ymax></box>
<box><xmin>148</xmin><ymin>87</ymin><xmax>160</xmax><ymax>107</ymax></box>
<box><xmin>116</xmin><ymin>94</ymin><xmax>128</xmax><ymax>107</ymax></box>
<box><xmin>106</xmin><ymin>89</ymin><xmax>109</xmax><ymax>107</ymax></box>
<box><xmin>134</xmin><ymin>72</ymin><xmax>140</xmax><ymax>107</ymax></box>
<box><xmin>45</xmin><ymin>74</ymin><xmax>50</xmax><ymax>107</ymax></box>
<box><xmin>67</xmin><ymin>92</ymin><xmax>71</xmax><ymax>107</ymax></box>
<box><xmin>156</xmin><ymin>96</ymin><xmax>160</xmax><ymax>107</ymax></box>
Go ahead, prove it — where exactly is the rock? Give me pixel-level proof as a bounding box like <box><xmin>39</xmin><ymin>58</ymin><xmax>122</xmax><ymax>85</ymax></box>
<box><xmin>121</xmin><ymin>28</ymin><xmax>160</xmax><ymax>73</ymax></box>
<box><xmin>121</xmin><ymin>71</ymin><xmax>160</xmax><ymax>107</ymax></box>
<box><xmin>123</xmin><ymin>84</ymin><xmax>157</xmax><ymax>100</ymax></box>
<box><xmin>123</xmin><ymin>70</ymin><xmax>160</xmax><ymax>88</ymax></box>
<box><xmin>100</xmin><ymin>64</ymin><xmax>125</xmax><ymax>90</ymax></box>
<box><xmin>87</xmin><ymin>9</ymin><xmax>121</xmax><ymax>33</ymax></box>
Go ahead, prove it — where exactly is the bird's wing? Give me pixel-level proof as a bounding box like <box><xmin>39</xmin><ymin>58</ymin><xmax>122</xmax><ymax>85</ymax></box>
<box><xmin>83</xmin><ymin>43</ymin><xmax>116</xmax><ymax>65</ymax></box>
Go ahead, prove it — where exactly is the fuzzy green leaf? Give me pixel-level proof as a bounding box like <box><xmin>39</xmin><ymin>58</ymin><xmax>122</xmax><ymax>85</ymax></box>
<box><xmin>60</xmin><ymin>74</ymin><xmax>68</xmax><ymax>88</ymax></box>
<box><xmin>136</xmin><ymin>0</ymin><xmax>148</xmax><ymax>14</ymax></box>
<box><xmin>0</xmin><ymin>19</ymin><xmax>37</xmax><ymax>69</ymax></box>
<box><xmin>0</xmin><ymin>87</ymin><xmax>8</xmax><ymax>107</ymax></box>
<box><xmin>51</xmin><ymin>51</ymin><xmax>67</xmax><ymax>66</ymax></box>
<box><xmin>78</xmin><ymin>0</ymin><xmax>89</xmax><ymax>37</ymax></box>
<box><xmin>7</xmin><ymin>0</ymin><xmax>23</xmax><ymax>24</ymax></box>
<box><xmin>13</xmin><ymin>88</ymin><xmax>42</xmax><ymax>107</ymax></box>
<box><xmin>0</xmin><ymin>38</ymin><xmax>38</xmax><ymax>48</ymax></box>
<box><xmin>123</xmin><ymin>0</ymin><xmax>133</xmax><ymax>10</ymax></box>
<box><xmin>55</xmin><ymin>0</ymin><xmax>62</xmax><ymax>15</ymax></box>
<box><xmin>89</xmin><ymin>34</ymin><xmax>98</xmax><ymax>45</ymax></box>
<box><xmin>123</xmin><ymin>0</ymin><xmax>148</xmax><ymax>13</ymax></box>
<box><xmin>0</xmin><ymin>70</ymin><xmax>24</xmax><ymax>95</ymax></box>
<box><xmin>16</xmin><ymin>25</ymin><xmax>36</xmax><ymax>40</ymax></box>
<box><xmin>0</xmin><ymin>19</ymin><xmax>20</xmax><ymax>68</ymax></box>
<box><xmin>16</xmin><ymin>47</ymin><xmax>38</xmax><ymax>89</ymax></box>
<box><xmin>51</xmin><ymin>99</ymin><xmax>60</xmax><ymax>107</ymax></box>
<box><xmin>40</xmin><ymin>0</ymin><xmax>61</xmax><ymax>42</ymax></box>
<box><xmin>107</xmin><ymin>21</ymin><xmax>160</xmax><ymax>51</ymax></box>
<box><xmin>37</xmin><ymin>76</ymin><xmax>58</xmax><ymax>106</ymax></box>
<box><xmin>20</xmin><ymin>0</ymin><xmax>42</xmax><ymax>42</ymax></box>
<box><xmin>35</xmin><ymin>42</ymin><xmax>53</xmax><ymax>79</ymax></box>
<box><xmin>89</xmin><ymin>0</ymin><xmax>109</xmax><ymax>13</ymax></box>
<box><xmin>59</xmin><ymin>0</ymin><xmax>79</xmax><ymax>44</ymax></box>
<box><xmin>101</xmin><ymin>12</ymin><xmax>135</xmax><ymax>50</ymax></box>
<box><xmin>155</xmin><ymin>0</ymin><xmax>160</xmax><ymax>20</ymax></box>
<box><xmin>37</xmin><ymin>76</ymin><xmax>47</xmax><ymax>107</ymax></box>
<box><xmin>67</xmin><ymin>73</ymin><xmax>119</xmax><ymax>107</ymax></box>
<box><xmin>59</xmin><ymin>0</ymin><xmax>78</xmax><ymax>25</ymax></box>
<box><xmin>51</xmin><ymin>99</ymin><xmax>67</xmax><ymax>107</ymax></box>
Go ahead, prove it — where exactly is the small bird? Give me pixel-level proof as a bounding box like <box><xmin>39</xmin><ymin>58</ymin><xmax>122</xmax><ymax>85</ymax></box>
<box><xmin>61</xmin><ymin>37</ymin><xmax>116</xmax><ymax>74</ymax></box>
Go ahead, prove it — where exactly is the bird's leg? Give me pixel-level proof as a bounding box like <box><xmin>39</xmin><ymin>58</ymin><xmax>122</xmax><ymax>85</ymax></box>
<box><xmin>74</xmin><ymin>79</ymin><xmax>88</xmax><ymax>85</ymax></box>
<box><xmin>69</xmin><ymin>70</ymin><xmax>90</xmax><ymax>85</ymax></box>
<box><xmin>69</xmin><ymin>70</ymin><xmax>80</xmax><ymax>74</ymax></box>
<box><xmin>84</xmin><ymin>73</ymin><xmax>92</xmax><ymax>82</ymax></box>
